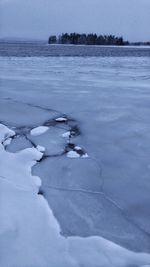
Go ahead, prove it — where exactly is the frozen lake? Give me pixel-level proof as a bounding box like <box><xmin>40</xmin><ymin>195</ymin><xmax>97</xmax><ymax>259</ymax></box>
<box><xmin>1</xmin><ymin>47</ymin><xmax>150</xmax><ymax>266</ymax></box>
<box><xmin>0</xmin><ymin>41</ymin><xmax>150</xmax><ymax>57</ymax></box>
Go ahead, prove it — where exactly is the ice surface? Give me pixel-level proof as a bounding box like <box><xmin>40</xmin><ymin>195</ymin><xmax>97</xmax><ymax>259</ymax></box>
<box><xmin>1</xmin><ymin>42</ymin><xmax>150</xmax><ymax>57</ymax></box>
<box><xmin>33</xmin><ymin>156</ymin><xmax>102</xmax><ymax>191</ymax></box>
<box><xmin>0</xmin><ymin>98</ymin><xmax>58</xmax><ymax>127</ymax></box>
<box><xmin>6</xmin><ymin>135</ymin><xmax>32</xmax><ymax>152</ymax></box>
<box><xmin>28</xmin><ymin>126</ymin><xmax>67</xmax><ymax>156</ymax></box>
<box><xmin>1</xmin><ymin>56</ymin><xmax>150</xmax><ymax>265</ymax></box>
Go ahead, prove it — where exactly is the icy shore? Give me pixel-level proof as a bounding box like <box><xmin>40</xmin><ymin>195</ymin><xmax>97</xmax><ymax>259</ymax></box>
<box><xmin>1</xmin><ymin>123</ymin><xmax>150</xmax><ymax>266</ymax></box>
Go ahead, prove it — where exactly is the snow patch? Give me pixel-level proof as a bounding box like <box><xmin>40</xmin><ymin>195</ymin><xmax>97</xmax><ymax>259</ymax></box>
<box><xmin>0</xmin><ymin>123</ymin><xmax>15</xmax><ymax>143</ymax></box>
<box><xmin>55</xmin><ymin>117</ymin><xmax>67</xmax><ymax>122</ymax></box>
<box><xmin>62</xmin><ymin>131</ymin><xmax>70</xmax><ymax>138</ymax></box>
<box><xmin>82</xmin><ymin>153</ymin><xmax>89</xmax><ymax>158</ymax></box>
<box><xmin>36</xmin><ymin>145</ymin><xmax>46</xmax><ymax>152</ymax></box>
<box><xmin>67</xmin><ymin>151</ymin><xmax>81</xmax><ymax>158</ymax></box>
<box><xmin>75</xmin><ymin>146</ymin><xmax>82</xmax><ymax>150</ymax></box>
<box><xmin>30</xmin><ymin>126</ymin><xmax>49</xmax><ymax>136</ymax></box>
<box><xmin>3</xmin><ymin>137</ymin><xmax>12</xmax><ymax>146</ymax></box>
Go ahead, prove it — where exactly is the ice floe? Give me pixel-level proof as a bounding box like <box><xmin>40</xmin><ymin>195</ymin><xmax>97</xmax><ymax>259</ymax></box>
<box><xmin>75</xmin><ymin>146</ymin><xmax>82</xmax><ymax>150</ymax></box>
<box><xmin>55</xmin><ymin>117</ymin><xmax>67</xmax><ymax>122</ymax></box>
<box><xmin>82</xmin><ymin>153</ymin><xmax>89</xmax><ymax>158</ymax></box>
<box><xmin>29</xmin><ymin>126</ymin><xmax>66</xmax><ymax>156</ymax></box>
<box><xmin>30</xmin><ymin>126</ymin><xmax>49</xmax><ymax>136</ymax></box>
<box><xmin>67</xmin><ymin>150</ymin><xmax>80</xmax><ymax>158</ymax></box>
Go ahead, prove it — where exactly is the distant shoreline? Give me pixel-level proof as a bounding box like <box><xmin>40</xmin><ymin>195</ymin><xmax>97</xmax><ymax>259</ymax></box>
<box><xmin>1</xmin><ymin>42</ymin><xmax>150</xmax><ymax>57</ymax></box>
<box><xmin>0</xmin><ymin>40</ymin><xmax>150</xmax><ymax>47</ymax></box>
<box><xmin>47</xmin><ymin>43</ymin><xmax>150</xmax><ymax>48</ymax></box>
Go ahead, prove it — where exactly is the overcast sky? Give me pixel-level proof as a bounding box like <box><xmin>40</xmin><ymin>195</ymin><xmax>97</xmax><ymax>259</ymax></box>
<box><xmin>0</xmin><ymin>0</ymin><xmax>150</xmax><ymax>41</ymax></box>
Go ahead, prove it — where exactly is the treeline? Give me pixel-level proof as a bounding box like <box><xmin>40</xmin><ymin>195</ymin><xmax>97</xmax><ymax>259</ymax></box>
<box><xmin>48</xmin><ymin>33</ymin><xmax>129</xmax><ymax>46</ymax></box>
<box><xmin>131</xmin><ymin>42</ymin><xmax>150</xmax><ymax>46</ymax></box>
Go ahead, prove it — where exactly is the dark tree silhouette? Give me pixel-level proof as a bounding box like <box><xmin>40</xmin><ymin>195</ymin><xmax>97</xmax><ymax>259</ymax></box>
<box><xmin>48</xmin><ymin>33</ymin><xmax>128</xmax><ymax>46</ymax></box>
<box><xmin>48</xmin><ymin>35</ymin><xmax>57</xmax><ymax>44</ymax></box>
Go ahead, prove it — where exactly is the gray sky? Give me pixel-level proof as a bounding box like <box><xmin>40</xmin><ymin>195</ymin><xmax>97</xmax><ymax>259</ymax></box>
<box><xmin>0</xmin><ymin>0</ymin><xmax>150</xmax><ymax>41</ymax></box>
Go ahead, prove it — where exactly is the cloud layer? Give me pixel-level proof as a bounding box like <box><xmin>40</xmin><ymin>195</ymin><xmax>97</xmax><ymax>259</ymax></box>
<box><xmin>0</xmin><ymin>0</ymin><xmax>150</xmax><ymax>41</ymax></box>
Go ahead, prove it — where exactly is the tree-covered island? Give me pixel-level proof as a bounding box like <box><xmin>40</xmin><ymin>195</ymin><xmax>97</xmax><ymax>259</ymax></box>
<box><xmin>48</xmin><ymin>33</ymin><xmax>128</xmax><ymax>45</ymax></box>
<box><xmin>48</xmin><ymin>33</ymin><xmax>150</xmax><ymax>46</ymax></box>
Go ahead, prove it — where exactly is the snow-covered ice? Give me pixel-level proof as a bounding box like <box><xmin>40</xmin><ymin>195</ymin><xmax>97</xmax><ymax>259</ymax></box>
<box><xmin>1</xmin><ymin>124</ymin><xmax>150</xmax><ymax>266</ymax></box>
<box><xmin>29</xmin><ymin>126</ymin><xmax>67</xmax><ymax>156</ymax></box>
<box><xmin>3</xmin><ymin>137</ymin><xmax>12</xmax><ymax>146</ymax></box>
<box><xmin>55</xmin><ymin>117</ymin><xmax>67</xmax><ymax>122</ymax></box>
<box><xmin>0</xmin><ymin>123</ymin><xmax>15</xmax><ymax>143</ymax></box>
<box><xmin>67</xmin><ymin>150</ymin><xmax>80</xmax><ymax>158</ymax></box>
<box><xmin>1</xmin><ymin>55</ymin><xmax>150</xmax><ymax>265</ymax></box>
<box><xmin>62</xmin><ymin>131</ymin><xmax>71</xmax><ymax>138</ymax></box>
<box><xmin>36</xmin><ymin>145</ymin><xmax>46</xmax><ymax>152</ymax></box>
<box><xmin>82</xmin><ymin>153</ymin><xmax>89</xmax><ymax>158</ymax></box>
<box><xmin>75</xmin><ymin>146</ymin><xmax>82</xmax><ymax>150</ymax></box>
<box><xmin>30</xmin><ymin>126</ymin><xmax>49</xmax><ymax>136</ymax></box>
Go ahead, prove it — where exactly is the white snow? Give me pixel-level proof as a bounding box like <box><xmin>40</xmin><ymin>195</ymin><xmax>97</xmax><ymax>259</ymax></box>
<box><xmin>74</xmin><ymin>146</ymin><xmax>89</xmax><ymax>158</ymax></box>
<box><xmin>3</xmin><ymin>137</ymin><xmax>12</xmax><ymax>146</ymax></box>
<box><xmin>82</xmin><ymin>153</ymin><xmax>89</xmax><ymax>158</ymax></box>
<box><xmin>0</xmin><ymin>123</ymin><xmax>15</xmax><ymax>143</ymax></box>
<box><xmin>30</xmin><ymin>126</ymin><xmax>49</xmax><ymax>136</ymax></box>
<box><xmin>1</xmin><ymin>123</ymin><xmax>150</xmax><ymax>266</ymax></box>
<box><xmin>55</xmin><ymin>117</ymin><xmax>67</xmax><ymax>122</ymax></box>
<box><xmin>36</xmin><ymin>145</ymin><xmax>46</xmax><ymax>152</ymax></box>
<box><xmin>67</xmin><ymin>150</ymin><xmax>80</xmax><ymax>158</ymax></box>
<box><xmin>75</xmin><ymin>146</ymin><xmax>82</xmax><ymax>150</ymax></box>
<box><xmin>62</xmin><ymin>131</ymin><xmax>71</xmax><ymax>138</ymax></box>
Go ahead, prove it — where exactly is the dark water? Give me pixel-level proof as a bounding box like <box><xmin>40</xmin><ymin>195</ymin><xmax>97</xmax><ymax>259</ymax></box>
<box><xmin>0</xmin><ymin>41</ymin><xmax>150</xmax><ymax>57</ymax></box>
